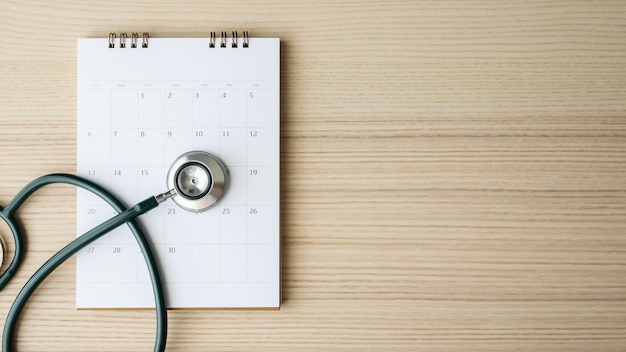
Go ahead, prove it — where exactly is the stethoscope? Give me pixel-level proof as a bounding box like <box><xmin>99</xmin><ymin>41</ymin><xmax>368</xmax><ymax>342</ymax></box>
<box><xmin>0</xmin><ymin>151</ymin><xmax>228</xmax><ymax>352</ymax></box>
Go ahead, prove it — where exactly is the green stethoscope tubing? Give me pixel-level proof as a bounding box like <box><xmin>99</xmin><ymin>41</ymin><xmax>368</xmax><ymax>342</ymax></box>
<box><xmin>0</xmin><ymin>173</ymin><xmax>167</xmax><ymax>352</ymax></box>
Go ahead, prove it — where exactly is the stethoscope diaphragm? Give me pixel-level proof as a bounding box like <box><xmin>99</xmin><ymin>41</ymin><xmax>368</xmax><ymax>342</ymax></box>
<box><xmin>166</xmin><ymin>151</ymin><xmax>228</xmax><ymax>212</ymax></box>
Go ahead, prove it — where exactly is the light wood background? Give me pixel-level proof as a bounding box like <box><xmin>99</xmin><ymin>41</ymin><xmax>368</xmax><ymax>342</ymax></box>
<box><xmin>0</xmin><ymin>0</ymin><xmax>625</xmax><ymax>351</ymax></box>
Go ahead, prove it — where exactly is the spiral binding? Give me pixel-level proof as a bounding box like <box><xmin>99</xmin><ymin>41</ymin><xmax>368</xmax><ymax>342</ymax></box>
<box><xmin>108</xmin><ymin>31</ymin><xmax>250</xmax><ymax>48</ymax></box>
<box><xmin>131</xmin><ymin>33</ymin><xmax>138</xmax><ymax>48</ymax></box>
<box><xmin>142</xmin><ymin>32</ymin><xmax>149</xmax><ymax>48</ymax></box>
<box><xmin>108</xmin><ymin>33</ymin><xmax>116</xmax><ymax>48</ymax></box>
<box><xmin>109</xmin><ymin>32</ymin><xmax>149</xmax><ymax>48</ymax></box>
<box><xmin>220</xmin><ymin>32</ymin><xmax>227</xmax><ymax>48</ymax></box>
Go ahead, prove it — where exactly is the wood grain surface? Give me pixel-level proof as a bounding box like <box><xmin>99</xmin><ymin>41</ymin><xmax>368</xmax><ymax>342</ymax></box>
<box><xmin>0</xmin><ymin>0</ymin><xmax>625</xmax><ymax>351</ymax></box>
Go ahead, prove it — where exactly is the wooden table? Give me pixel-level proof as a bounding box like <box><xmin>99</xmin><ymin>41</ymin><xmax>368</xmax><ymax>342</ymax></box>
<box><xmin>0</xmin><ymin>1</ymin><xmax>624</xmax><ymax>351</ymax></box>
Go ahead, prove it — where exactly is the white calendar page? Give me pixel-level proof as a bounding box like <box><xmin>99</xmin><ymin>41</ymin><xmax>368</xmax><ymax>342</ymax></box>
<box><xmin>76</xmin><ymin>37</ymin><xmax>280</xmax><ymax>308</ymax></box>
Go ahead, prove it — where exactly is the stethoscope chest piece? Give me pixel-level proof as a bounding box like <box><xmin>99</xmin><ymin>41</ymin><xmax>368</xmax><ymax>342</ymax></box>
<box><xmin>167</xmin><ymin>151</ymin><xmax>228</xmax><ymax>212</ymax></box>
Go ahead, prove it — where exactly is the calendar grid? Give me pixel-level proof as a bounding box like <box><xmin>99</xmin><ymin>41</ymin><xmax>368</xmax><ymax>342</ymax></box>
<box><xmin>244</xmin><ymin>87</ymin><xmax>249</xmax><ymax>283</ymax></box>
<box><xmin>106</xmin><ymin>89</ymin><xmax>113</xmax><ymax>283</ymax></box>
<box><xmin>135</xmin><ymin>89</ymin><xmax>141</xmax><ymax>283</ymax></box>
<box><xmin>217</xmin><ymin>87</ymin><xmax>222</xmax><ymax>283</ymax></box>
<box><xmin>77</xmin><ymin>37</ymin><xmax>280</xmax><ymax>308</ymax></box>
<box><xmin>190</xmin><ymin>89</ymin><xmax>195</xmax><ymax>284</ymax></box>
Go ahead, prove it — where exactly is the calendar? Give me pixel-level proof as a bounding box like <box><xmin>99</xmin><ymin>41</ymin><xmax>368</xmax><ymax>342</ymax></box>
<box><xmin>76</xmin><ymin>34</ymin><xmax>280</xmax><ymax>308</ymax></box>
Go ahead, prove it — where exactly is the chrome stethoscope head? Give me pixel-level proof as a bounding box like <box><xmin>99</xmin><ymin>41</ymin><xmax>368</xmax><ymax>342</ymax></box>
<box><xmin>166</xmin><ymin>151</ymin><xmax>228</xmax><ymax>212</ymax></box>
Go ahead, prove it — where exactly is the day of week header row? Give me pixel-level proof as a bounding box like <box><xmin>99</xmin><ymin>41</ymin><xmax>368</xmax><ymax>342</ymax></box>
<box><xmin>89</xmin><ymin>81</ymin><xmax>269</xmax><ymax>90</ymax></box>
